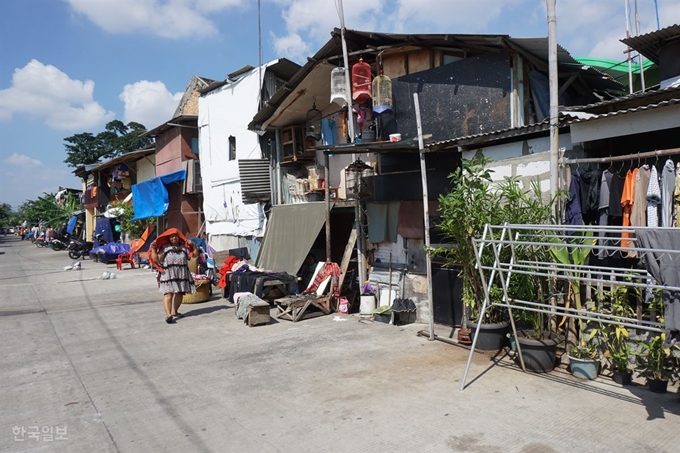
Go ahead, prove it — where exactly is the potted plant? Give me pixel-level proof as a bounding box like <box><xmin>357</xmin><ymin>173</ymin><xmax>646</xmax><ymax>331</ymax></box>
<box><xmin>568</xmin><ymin>340</ymin><xmax>600</xmax><ymax>380</ymax></box>
<box><xmin>435</xmin><ymin>155</ymin><xmax>558</xmax><ymax>351</ymax></box>
<box><xmin>598</xmin><ymin>286</ymin><xmax>637</xmax><ymax>385</ymax></box>
<box><xmin>512</xmin><ymin>307</ymin><xmax>561</xmax><ymax>373</ymax></box>
<box><xmin>637</xmin><ymin>333</ymin><xmax>678</xmax><ymax>393</ymax></box>
<box><xmin>549</xmin><ymin>231</ymin><xmax>594</xmax><ymax>354</ymax></box>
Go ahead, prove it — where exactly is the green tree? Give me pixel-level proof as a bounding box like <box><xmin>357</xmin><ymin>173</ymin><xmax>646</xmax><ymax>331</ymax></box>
<box><xmin>63</xmin><ymin>120</ymin><xmax>151</xmax><ymax>168</ymax></box>
<box><xmin>16</xmin><ymin>193</ymin><xmax>80</xmax><ymax>227</ymax></box>
<box><xmin>0</xmin><ymin>202</ymin><xmax>18</xmax><ymax>227</ymax></box>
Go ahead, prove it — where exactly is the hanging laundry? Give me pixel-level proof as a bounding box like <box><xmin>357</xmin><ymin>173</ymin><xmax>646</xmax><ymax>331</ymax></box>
<box><xmin>565</xmin><ymin>170</ymin><xmax>583</xmax><ymax>228</ymax></box>
<box><xmin>579</xmin><ymin>166</ymin><xmax>601</xmax><ymax>224</ymax></box>
<box><xmin>597</xmin><ymin>169</ymin><xmax>613</xmax><ymax>259</ymax></box>
<box><xmin>647</xmin><ymin>166</ymin><xmax>661</xmax><ymax>227</ymax></box>
<box><xmin>661</xmin><ymin>159</ymin><xmax>676</xmax><ymax>227</ymax></box>
<box><xmin>630</xmin><ymin>165</ymin><xmax>650</xmax><ymax>228</ymax></box>
<box><xmin>608</xmin><ymin>171</ymin><xmax>625</xmax><ymax>219</ymax></box>
<box><xmin>620</xmin><ymin>168</ymin><xmax>637</xmax><ymax>250</ymax></box>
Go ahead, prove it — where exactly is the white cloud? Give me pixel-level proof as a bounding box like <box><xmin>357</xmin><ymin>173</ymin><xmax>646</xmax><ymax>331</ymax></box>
<box><xmin>271</xmin><ymin>0</ymin><xmax>680</xmax><ymax>63</ymax></box>
<box><xmin>271</xmin><ymin>32</ymin><xmax>310</xmax><ymax>62</ymax></box>
<box><xmin>196</xmin><ymin>0</ymin><xmax>245</xmax><ymax>13</ymax></box>
<box><xmin>269</xmin><ymin>0</ymin><xmax>530</xmax><ymax>62</ymax></box>
<box><xmin>119</xmin><ymin>80</ymin><xmax>183</xmax><ymax>129</ymax></box>
<box><xmin>66</xmin><ymin>0</ymin><xmax>245</xmax><ymax>39</ymax></box>
<box><xmin>388</xmin><ymin>0</ymin><xmax>524</xmax><ymax>34</ymax></box>
<box><xmin>0</xmin><ymin>153</ymin><xmax>77</xmax><ymax>208</ymax></box>
<box><xmin>5</xmin><ymin>153</ymin><xmax>43</xmax><ymax>168</ymax></box>
<box><xmin>0</xmin><ymin>59</ymin><xmax>114</xmax><ymax>130</ymax></box>
<box><xmin>555</xmin><ymin>0</ymin><xmax>680</xmax><ymax>59</ymax></box>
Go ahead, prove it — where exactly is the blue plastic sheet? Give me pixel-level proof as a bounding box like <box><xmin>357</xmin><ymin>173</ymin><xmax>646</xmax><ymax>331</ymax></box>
<box><xmin>131</xmin><ymin>170</ymin><xmax>186</xmax><ymax>221</ymax></box>
<box><xmin>66</xmin><ymin>216</ymin><xmax>78</xmax><ymax>234</ymax></box>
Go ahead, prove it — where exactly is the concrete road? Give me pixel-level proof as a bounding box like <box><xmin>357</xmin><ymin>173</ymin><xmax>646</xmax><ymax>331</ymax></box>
<box><xmin>1</xmin><ymin>234</ymin><xmax>679</xmax><ymax>452</ymax></box>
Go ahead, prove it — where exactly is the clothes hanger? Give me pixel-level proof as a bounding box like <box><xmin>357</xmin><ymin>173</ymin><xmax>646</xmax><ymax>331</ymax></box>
<box><xmin>617</xmin><ymin>159</ymin><xmax>626</xmax><ymax>176</ymax></box>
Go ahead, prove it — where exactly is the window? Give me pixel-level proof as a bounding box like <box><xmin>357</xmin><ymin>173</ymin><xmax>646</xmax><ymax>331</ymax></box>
<box><xmin>191</xmin><ymin>137</ymin><xmax>199</xmax><ymax>156</ymax></box>
<box><xmin>229</xmin><ymin>136</ymin><xmax>236</xmax><ymax>161</ymax></box>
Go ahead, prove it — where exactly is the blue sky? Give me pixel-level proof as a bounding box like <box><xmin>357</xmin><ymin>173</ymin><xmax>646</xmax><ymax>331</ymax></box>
<box><xmin>1</xmin><ymin>0</ymin><xmax>679</xmax><ymax>209</ymax></box>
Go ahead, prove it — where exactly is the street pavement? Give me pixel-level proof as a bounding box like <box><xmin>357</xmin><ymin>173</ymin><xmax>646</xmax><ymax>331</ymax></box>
<box><xmin>1</xmin><ymin>234</ymin><xmax>679</xmax><ymax>453</ymax></box>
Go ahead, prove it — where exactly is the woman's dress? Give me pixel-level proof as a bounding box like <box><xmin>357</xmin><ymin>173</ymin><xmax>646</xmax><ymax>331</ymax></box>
<box><xmin>158</xmin><ymin>244</ymin><xmax>196</xmax><ymax>294</ymax></box>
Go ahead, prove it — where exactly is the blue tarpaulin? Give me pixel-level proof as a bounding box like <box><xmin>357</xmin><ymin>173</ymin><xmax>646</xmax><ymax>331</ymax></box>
<box><xmin>94</xmin><ymin>218</ymin><xmax>114</xmax><ymax>244</ymax></box>
<box><xmin>66</xmin><ymin>215</ymin><xmax>78</xmax><ymax>234</ymax></box>
<box><xmin>131</xmin><ymin>170</ymin><xmax>186</xmax><ymax>221</ymax></box>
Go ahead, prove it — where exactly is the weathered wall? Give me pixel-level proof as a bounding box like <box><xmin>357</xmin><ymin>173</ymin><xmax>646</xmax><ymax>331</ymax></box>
<box><xmin>462</xmin><ymin>132</ymin><xmax>574</xmax><ymax>193</ymax></box>
<box><xmin>136</xmin><ymin>156</ymin><xmax>156</xmax><ymax>183</ymax></box>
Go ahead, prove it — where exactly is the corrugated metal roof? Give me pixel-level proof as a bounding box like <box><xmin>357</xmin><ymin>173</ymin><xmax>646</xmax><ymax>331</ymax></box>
<box><xmin>427</xmin><ymin>95</ymin><xmax>680</xmax><ymax>151</ymax></box>
<box><xmin>200</xmin><ymin>59</ymin><xmax>301</xmax><ymax>95</ymax></box>
<box><xmin>620</xmin><ymin>24</ymin><xmax>680</xmax><ymax>64</ymax></box>
<box><xmin>507</xmin><ymin>38</ymin><xmax>621</xmax><ymax>91</ymax></box>
<box><xmin>426</xmin><ymin>119</ymin><xmax>555</xmax><ymax>151</ymax></box>
<box><xmin>562</xmin><ymin>98</ymin><xmax>680</xmax><ymax>123</ymax></box>
<box><xmin>88</xmin><ymin>147</ymin><xmax>156</xmax><ymax>173</ymax></box>
<box><xmin>562</xmin><ymin>84</ymin><xmax>680</xmax><ymax>112</ymax></box>
<box><xmin>249</xmin><ymin>29</ymin><xmax>623</xmax><ymax>131</ymax></box>
<box><xmin>142</xmin><ymin>115</ymin><xmax>198</xmax><ymax>137</ymax></box>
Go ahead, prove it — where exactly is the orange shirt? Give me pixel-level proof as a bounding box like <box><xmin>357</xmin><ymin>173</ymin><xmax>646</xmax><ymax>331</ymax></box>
<box><xmin>620</xmin><ymin>168</ymin><xmax>637</xmax><ymax>249</ymax></box>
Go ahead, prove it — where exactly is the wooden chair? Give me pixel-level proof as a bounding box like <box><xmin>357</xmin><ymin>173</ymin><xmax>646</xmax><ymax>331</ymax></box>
<box><xmin>274</xmin><ymin>262</ymin><xmax>333</xmax><ymax>322</ymax></box>
<box><xmin>116</xmin><ymin>225</ymin><xmax>155</xmax><ymax>270</ymax></box>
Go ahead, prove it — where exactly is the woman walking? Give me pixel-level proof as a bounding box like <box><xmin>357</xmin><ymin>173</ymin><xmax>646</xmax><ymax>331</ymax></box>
<box><xmin>150</xmin><ymin>228</ymin><xmax>196</xmax><ymax>324</ymax></box>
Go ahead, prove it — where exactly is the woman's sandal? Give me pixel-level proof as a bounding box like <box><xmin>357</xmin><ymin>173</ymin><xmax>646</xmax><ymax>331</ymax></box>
<box><xmin>173</xmin><ymin>312</ymin><xmax>184</xmax><ymax>318</ymax></box>
<box><xmin>165</xmin><ymin>316</ymin><xmax>176</xmax><ymax>324</ymax></box>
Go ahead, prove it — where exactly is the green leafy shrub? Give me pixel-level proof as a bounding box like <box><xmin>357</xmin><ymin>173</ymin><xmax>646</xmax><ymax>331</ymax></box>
<box><xmin>433</xmin><ymin>155</ymin><xmax>559</xmax><ymax>324</ymax></box>
<box><xmin>110</xmin><ymin>201</ymin><xmax>150</xmax><ymax>239</ymax></box>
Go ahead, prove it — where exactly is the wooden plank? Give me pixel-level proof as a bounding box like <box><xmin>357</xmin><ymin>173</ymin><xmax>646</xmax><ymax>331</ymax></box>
<box><xmin>336</xmin><ymin>228</ymin><xmax>357</xmax><ymax>294</ymax></box>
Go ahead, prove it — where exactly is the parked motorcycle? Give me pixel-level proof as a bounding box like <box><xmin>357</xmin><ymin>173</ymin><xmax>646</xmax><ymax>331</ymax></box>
<box><xmin>68</xmin><ymin>238</ymin><xmax>94</xmax><ymax>260</ymax></box>
<box><xmin>50</xmin><ymin>235</ymin><xmax>69</xmax><ymax>251</ymax></box>
<box><xmin>35</xmin><ymin>236</ymin><xmax>46</xmax><ymax>248</ymax></box>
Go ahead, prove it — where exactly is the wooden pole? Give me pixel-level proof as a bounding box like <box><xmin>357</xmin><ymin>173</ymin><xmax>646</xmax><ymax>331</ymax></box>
<box><xmin>413</xmin><ymin>93</ymin><xmax>435</xmax><ymax>341</ymax></box>
<box><xmin>325</xmin><ymin>161</ymin><xmax>331</xmax><ymax>262</ymax></box>
<box><xmin>338</xmin><ymin>0</ymin><xmax>355</xmax><ymax>143</ymax></box>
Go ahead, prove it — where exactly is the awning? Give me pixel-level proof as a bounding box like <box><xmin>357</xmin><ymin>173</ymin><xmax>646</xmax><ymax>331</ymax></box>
<box><xmin>131</xmin><ymin>169</ymin><xmax>186</xmax><ymax>221</ymax></box>
<box><xmin>255</xmin><ymin>202</ymin><xmax>330</xmax><ymax>276</ymax></box>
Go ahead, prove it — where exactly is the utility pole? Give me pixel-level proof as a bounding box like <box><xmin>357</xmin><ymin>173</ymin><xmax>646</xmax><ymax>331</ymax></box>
<box><xmin>547</xmin><ymin>0</ymin><xmax>560</xmax><ymax>206</ymax></box>
<box><xmin>338</xmin><ymin>0</ymin><xmax>366</xmax><ymax>287</ymax></box>
<box><xmin>624</xmin><ymin>0</ymin><xmax>634</xmax><ymax>94</ymax></box>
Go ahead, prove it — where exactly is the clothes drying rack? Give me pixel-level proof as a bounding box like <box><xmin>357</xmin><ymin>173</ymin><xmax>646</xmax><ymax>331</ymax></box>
<box><xmin>459</xmin><ymin>223</ymin><xmax>680</xmax><ymax>391</ymax></box>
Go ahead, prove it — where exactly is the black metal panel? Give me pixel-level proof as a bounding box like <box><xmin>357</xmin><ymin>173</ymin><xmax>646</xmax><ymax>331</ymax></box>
<box><xmin>373</xmin><ymin>152</ymin><xmax>458</xmax><ymax>202</ymax></box>
<box><xmin>373</xmin><ymin>170</ymin><xmax>452</xmax><ymax>201</ymax></box>
<box><xmin>383</xmin><ymin>52</ymin><xmax>511</xmax><ymax>142</ymax></box>
<box><xmin>432</xmin><ymin>263</ymin><xmax>464</xmax><ymax>327</ymax></box>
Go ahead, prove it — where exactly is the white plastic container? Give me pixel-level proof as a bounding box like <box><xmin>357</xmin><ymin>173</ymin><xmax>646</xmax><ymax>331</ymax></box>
<box><xmin>359</xmin><ymin>295</ymin><xmax>376</xmax><ymax>315</ymax></box>
<box><xmin>389</xmin><ymin>133</ymin><xmax>402</xmax><ymax>142</ymax></box>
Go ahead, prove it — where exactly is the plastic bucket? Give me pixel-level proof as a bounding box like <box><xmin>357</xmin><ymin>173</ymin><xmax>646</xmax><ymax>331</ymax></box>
<box><xmin>360</xmin><ymin>295</ymin><xmax>376</xmax><ymax>315</ymax></box>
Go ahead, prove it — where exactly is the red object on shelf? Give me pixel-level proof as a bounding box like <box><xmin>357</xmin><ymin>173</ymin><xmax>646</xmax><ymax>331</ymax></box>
<box><xmin>351</xmin><ymin>58</ymin><xmax>372</xmax><ymax>103</ymax></box>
